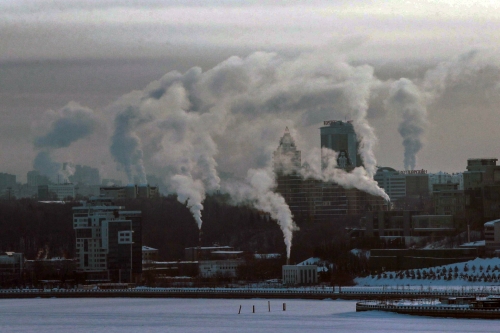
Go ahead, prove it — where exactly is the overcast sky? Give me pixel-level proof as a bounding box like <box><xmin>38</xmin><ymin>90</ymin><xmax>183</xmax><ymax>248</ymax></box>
<box><xmin>2</xmin><ymin>0</ymin><xmax>500</xmax><ymax>182</ymax></box>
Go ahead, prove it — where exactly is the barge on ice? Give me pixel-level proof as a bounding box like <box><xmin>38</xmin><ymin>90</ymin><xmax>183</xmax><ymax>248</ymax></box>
<box><xmin>356</xmin><ymin>296</ymin><xmax>500</xmax><ymax>319</ymax></box>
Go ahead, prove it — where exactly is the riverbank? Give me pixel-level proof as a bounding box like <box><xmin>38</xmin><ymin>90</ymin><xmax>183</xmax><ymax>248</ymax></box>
<box><xmin>1</xmin><ymin>286</ymin><xmax>499</xmax><ymax>300</ymax></box>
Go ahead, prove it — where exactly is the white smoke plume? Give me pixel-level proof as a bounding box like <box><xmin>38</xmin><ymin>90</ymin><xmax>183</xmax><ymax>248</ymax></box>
<box><xmin>33</xmin><ymin>102</ymin><xmax>98</xmax><ymax>182</ymax></box>
<box><xmin>223</xmin><ymin>168</ymin><xmax>298</xmax><ymax>259</ymax></box>
<box><xmin>103</xmin><ymin>51</ymin><xmax>392</xmax><ymax>253</ymax></box>
<box><xmin>385</xmin><ymin>78</ymin><xmax>427</xmax><ymax>171</ymax></box>
<box><xmin>34</xmin><ymin>101</ymin><xmax>98</xmax><ymax>149</ymax></box>
<box><xmin>33</xmin><ymin>151</ymin><xmax>76</xmax><ymax>184</ymax></box>
<box><xmin>301</xmin><ymin>148</ymin><xmax>390</xmax><ymax>202</ymax></box>
<box><xmin>109</xmin><ymin>69</ymin><xmax>224</xmax><ymax>230</ymax></box>
<box><xmin>110</xmin><ymin>105</ymin><xmax>148</xmax><ymax>184</ymax></box>
<box><xmin>171</xmin><ymin>175</ymin><xmax>205</xmax><ymax>229</ymax></box>
<box><xmin>343</xmin><ymin>65</ymin><xmax>380</xmax><ymax>178</ymax></box>
<box><xmin>381</xmin><ymin>50</ymin><xmax>497</xmax><ymax>171</ymax></box>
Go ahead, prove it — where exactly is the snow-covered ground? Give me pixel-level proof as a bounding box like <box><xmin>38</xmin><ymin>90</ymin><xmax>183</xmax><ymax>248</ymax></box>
<box><xmin>356</xmin><ymin>257</ymin><xmax>500</xmax><ymax>286</ymax></box>
<box><xmin>1</xmin><ymin>298</ymin><xmax>500</xmax><ymax>333</ymax></box>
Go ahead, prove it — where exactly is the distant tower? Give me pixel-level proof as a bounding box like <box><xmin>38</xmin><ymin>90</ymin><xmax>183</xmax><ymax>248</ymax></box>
<box><xmin>273</xmin><ymin>127</ymin><xmax>301</xmax><ymax>175</ymax></box>
<box><xmin>320</xmin><ymin>120</ymin><xmax>362</xmax><ymax>170</ymax></box>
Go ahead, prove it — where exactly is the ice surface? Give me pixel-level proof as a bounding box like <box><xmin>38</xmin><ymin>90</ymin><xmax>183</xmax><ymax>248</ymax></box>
<box><xmin>1</xmin><ymin>298</ymin><xmax>499</xmax><ymax>333</ymax></box>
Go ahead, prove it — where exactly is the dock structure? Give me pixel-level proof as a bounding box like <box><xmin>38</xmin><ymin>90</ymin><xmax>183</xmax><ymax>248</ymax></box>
<box><xmin>356</xmin><ymin>298</ymin><xmax>500</xmax><ymax>319</ymax></box>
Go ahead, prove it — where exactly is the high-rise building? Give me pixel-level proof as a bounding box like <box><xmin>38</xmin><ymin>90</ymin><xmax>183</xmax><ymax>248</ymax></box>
<box><xmin>432</xmin><ymin>183</ymin><xmax>465</xmax><ymax>216</ymax></box>
<box><xmin>429</xmin><ymin>172</ymin><xmax>463</xmax><ymax>191</ymax></box>
<box><xmin>69</xmin><ymin>165</ymin><xmax>101</xmax><ymax>185</ymax></box>
<box><xmin>374</xmin><ymin>168</ymin><xmax>430</xmax><ymax>201</ymax></box>
<box><xmin>463</xmin><ymin>158</ymin><xmax>500</xmax><ymax>220</ymax></box>
<box><xmin>463</xmin><ymin>158</ymin><xmax>500</xmax><ymax>190</ymax></box>
<box><xmin>27</xmin><ymin>170</ymin><xmax>51</xmax><ymax>187</ymax></box>
<box><xmin>0</xmin><ymin>173</ymin><xmax>16</xmax><ymax>190</ymax></box>
<box><xmin>374</xmin><ymin>167</ymin><xmax>406</xmax><ymax>200</ymax></box>
<box><xmin>273</xmin><ymin>127</ymin><xmax>301</xmax><ymax>174</ymax></box>
<box><xmin>320</xmin><ymin>120</ymin><xmax>362</xmax><ymax>170</ymax></box>
<box><xmin>72</xmin><ymin>197</ymin><xmax>142</xmax><ymax>283</ymax></box>
<box><xmin>273</xmin><ymin>128</ymin><xmax>386</xmax><ymax>223</ymax></box>
<box><xmin>38</xmin><ymin>183</ymin><xmax>75</xmax><ymax>200</ymax></box>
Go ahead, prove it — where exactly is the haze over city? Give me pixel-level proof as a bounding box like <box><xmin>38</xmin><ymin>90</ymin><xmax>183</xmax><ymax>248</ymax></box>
<box><xmin>4</xmin><ymin>3</ymin><xmax>500</xmax><ymax>330</ymax></box>
<box><xmin>2</xmin><ymin>0</ymin><xmax>500</xmax><ymax>184</ymax></box>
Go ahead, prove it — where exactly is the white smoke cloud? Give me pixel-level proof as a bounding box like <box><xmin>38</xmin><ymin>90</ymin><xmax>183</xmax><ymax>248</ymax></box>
<box><xmin>171</xmin><ymin>175</ymin><xmax>205</xmax><ymax>230</ymax></box>
<box><xmin>380</xmin><ymin>49</ymin><xmax>500</xmax><ymax>171</ymax></box>
<box><xmin>34</xmin><ymin>101</ymin><xmax>98</xmax><ymax>149</ymax></box>
<box><xmin>223</xmin><ymin>168</ymin><xmax>299</xmax><ymax>259</ymax></box>
<box><xmin>103</xmin><ymin>50</ymin><xmax>393</xmax><ymax>255</ymax></box>
<box><xmin>33</xmin><ymin>102</ymin><xmax>98</xmax><ymax>182</ymax></box>
<box><xmin>301</xmin><ymin>148</ymin><xmax>390</xmax><ymax>202</ymax></box>
<box><xmin>110</xmin><ymin>105</ymin><xmax>148</xmax><ymax>184</ymax></box>
<box><xmin>385</xmin><ymin>78</ymin><xmax>427</xmax><ymax>171</ymax></box>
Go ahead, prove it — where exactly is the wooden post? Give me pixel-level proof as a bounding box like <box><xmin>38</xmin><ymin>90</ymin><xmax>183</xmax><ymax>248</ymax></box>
<box><xmin>253</xmin><ymin>305</ymin><xmax>255</xmax><ymax>313</ymax></box>
<box><xmin>268</xmin><ymin>301</ymin><xmax>271</xmax><ymax>312</ymax></box>
<box><xmin>283</xmin><ymin>303</ymin><xmax>286</xmax><ymax>311</ymax></box>
<box><xmin>238</xmin><ymin>305</ymin><xmax>242</xmax><ymax>314</ymax></box>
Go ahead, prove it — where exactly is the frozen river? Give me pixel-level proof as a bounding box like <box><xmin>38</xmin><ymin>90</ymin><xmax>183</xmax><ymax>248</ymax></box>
<box><xmin>1</xmin><ymin>298</ymin><xmax>498</xmax><ymax>333</ymax></box>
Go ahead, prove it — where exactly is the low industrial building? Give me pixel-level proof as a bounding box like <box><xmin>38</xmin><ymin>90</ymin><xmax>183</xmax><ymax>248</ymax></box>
<box><xmin>38</xmin><ymin>183</ymin><xmax>75</xmax><ymax>200</ymax></box>
<box><xmin>100</xmin><ymin>184</ymin><xmax>159</xmax><ymax>199</ymax></box>
<box><xmin>199</xmin><ymin>259</ymin><xmax>244</xmax><ymax>278</ymax></box>
<box><xmin>363</xmin><ymin>211</ymin><xmax>455</xmax><ymax>245</ymax></box>
<box><xmin>282</xmin><ymin>265</ymin><xmax>318</xmax><ymax>285</ymax></box>
<box><xmin>485</xmin><ymin>219</ymin><xmax>500</xmax><ymax>255</ymax></box>
<box><xmin>142</xmin><ymin>246</ymin><xmax>158</xmax><ymax>262</ymax></box>
<box><xmin>184</xmin><ymin>246</ymin><xmax>235</xmax><ymax>261</ymax></box>
<box><xmin>0</xmin><ymin>252</ymin><xmax>23</xmax><ymax>284</ymax></box>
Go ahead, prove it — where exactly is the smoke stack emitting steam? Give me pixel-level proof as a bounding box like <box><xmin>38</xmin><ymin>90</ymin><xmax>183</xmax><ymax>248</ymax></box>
<box><xmin>33</xmin><ymin>50</ymin><xmax>431</xmax><ymax>258</ymax></box>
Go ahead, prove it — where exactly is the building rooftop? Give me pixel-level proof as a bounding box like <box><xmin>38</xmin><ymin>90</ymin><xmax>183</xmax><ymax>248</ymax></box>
<box><xmin>485</xmin><ymin>219</ymin><xmax>500</xmax><ymax>226</ymax></box>
<box><xmin>211</xmin><ymin>251</ymin><xmax>243</xmax><ymax>254</ymax></box>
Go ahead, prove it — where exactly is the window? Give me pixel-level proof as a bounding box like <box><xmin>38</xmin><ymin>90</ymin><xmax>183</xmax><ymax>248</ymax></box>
<box><xmin>118</xmin><ymin>231</ymin><xmax>133</xmax><ymax>244</ymax></box>
<box><xmin>76</xmin><ymin>228</ymin><xmax>92</xmax><ymax>238</ymax></box>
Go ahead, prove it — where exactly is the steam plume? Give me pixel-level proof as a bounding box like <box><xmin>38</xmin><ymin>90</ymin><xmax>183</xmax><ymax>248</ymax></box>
<box><xmin>110</xmin><ymin>106</ymin><xmax>148</xmax><ymax>184</ymax></box>
<box><xmin>33</xmin><ymin>102</ymin><xmax>97</xmax><ymax>182</ymax></box>
<box><xmin>301</xmin><ymin>148</ymin><xmax>390</xmax><ymax>202</ymax></box>
<box><xmin>386</xmin><ymin>78</ymin><xmax>427</xmax><ymax>171</ymax></box>
<box><xmin>104</xmin><ymin>51</ymin><xmax>391</xmax><ymax>251</ymax></box>
<box><xmin>171</xmin><ymin>175</ymin><xmax>205</xmax><ymax>229</ymax></box>
<box><xmin>224</xmin><ymin>168</ymin><xmax>298</xmax><ymax>258</ymax></box>
<box><xmin>34</xmin><ymin>102</ymin><xmax>98</xmax><ymax>149</ymax></box>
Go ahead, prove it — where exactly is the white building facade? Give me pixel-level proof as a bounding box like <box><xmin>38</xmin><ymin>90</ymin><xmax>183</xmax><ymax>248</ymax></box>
<box><xmin>429</xmin><ymin>172</ymin><xmax>464</xmax><ymax>191</ymax></box>
<box><xmin>374</xmin><ymin>167</ymin><xmax>406</xmax><ymax>200</ymax></box>
<box><xmin>282</xmin><ymin>265</ymin><xmax>318</xmax><ymax>285</ymax></box>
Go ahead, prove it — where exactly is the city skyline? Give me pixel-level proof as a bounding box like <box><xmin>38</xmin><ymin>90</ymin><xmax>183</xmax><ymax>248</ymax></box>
<box><xmin>2</xmin><ymin>1</ymin><xmax>500</xmax><ymax>185</ymax></box>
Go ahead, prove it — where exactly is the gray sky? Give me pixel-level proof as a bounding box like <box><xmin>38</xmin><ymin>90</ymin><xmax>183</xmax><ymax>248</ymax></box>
<box><xmin>2</xmin><ymin>0</ymin><xmax>500</xmax><ymax>182</ymax></box>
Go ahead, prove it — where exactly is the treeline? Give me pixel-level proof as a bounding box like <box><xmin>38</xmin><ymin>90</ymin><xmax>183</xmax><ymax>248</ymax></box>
<box><xmin>0</xmin><ymin>195</ymin><xmax>355</xmax><ymax>263</ymax></box>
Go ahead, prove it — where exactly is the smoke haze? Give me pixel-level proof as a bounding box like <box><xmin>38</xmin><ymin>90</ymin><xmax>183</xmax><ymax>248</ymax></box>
<box><xmin>386</xmin><ymin>78</ymin><xmax>427</xmax><ymax>171</ymax></box>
